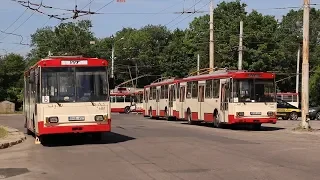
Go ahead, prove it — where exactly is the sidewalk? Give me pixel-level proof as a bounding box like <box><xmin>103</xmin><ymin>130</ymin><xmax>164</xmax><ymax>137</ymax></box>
<box><xmin>0</xmin><ymin>126</ymin><xmax>26</xmax><ymax>149</ymax></box>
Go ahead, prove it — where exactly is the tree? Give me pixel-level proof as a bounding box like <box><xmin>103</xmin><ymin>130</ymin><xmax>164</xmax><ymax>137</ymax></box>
<box><xmin>28</xmin><ymin>20</ymin><xmax>96</xmax><ymax>65</ymax></box>
<box><xmin>0</xmin><ymin>53</ymin><xmax>26</xmax><ymax>109</ymax></box>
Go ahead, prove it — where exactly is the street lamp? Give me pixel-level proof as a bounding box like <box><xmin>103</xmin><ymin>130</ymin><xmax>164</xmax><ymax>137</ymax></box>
<box><xmin>110</xmin><ymin>35</ymin><xmax>124</xmax><ymax>78</ymax></box>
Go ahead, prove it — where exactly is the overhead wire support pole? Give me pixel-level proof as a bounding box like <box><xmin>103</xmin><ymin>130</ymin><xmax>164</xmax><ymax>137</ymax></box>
<box><xmin>111</xmin><ymin>43</ymin><xmax>115</xmax><ymax>78</ymax></box>
<box><xmin>300</xmin><ymin>0</ymin><xmax>311</xmax><ymax>129</ymax></box>
<box><xmin>209</xmin><ymin>0</ymin><xmax>214</xmax><ymax>73</ymax></box>
<box><xmin>296</xmin><ymin>44</ymin><xmax>301</xmax><ymax>94</ymax></box>
<box><xmin>238</xmin><ymin>21</ymin><xmax>243</xmax><ymax>70</ymax></box>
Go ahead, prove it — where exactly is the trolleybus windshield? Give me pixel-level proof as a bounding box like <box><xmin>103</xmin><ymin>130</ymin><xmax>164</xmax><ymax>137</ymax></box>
<box><xmin>41</xmin><ymin>66</ymin><xmax>108</xmax><ymax>103</ymax></box>
<box><xmin>232</xmin><ymin>79</ymin><xmax>275</xmax><ymax>103</ymax></box>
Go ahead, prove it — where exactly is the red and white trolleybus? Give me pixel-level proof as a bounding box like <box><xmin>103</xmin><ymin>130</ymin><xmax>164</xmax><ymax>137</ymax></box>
<box><xmin>23</xmin><ymin>56</ymin><xmax>115</xmax><ymax>142</ymax></box>
<box><xmin>110</xmin><ymin>90</ymin><xmax>144</xmax><ymax>114</ymax></box>
<box><xmin>143</xmin><ymin>70</ymin><xmax>277</xmax><ymax>129</ymax></box>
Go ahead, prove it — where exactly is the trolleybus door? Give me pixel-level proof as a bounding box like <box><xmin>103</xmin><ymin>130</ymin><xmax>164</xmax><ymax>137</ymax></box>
<box><xmin>156</xmin><ymin>87</ymin><xmax>160</xmax><ymax>116</ymax></box>
<box><xmin>220</xmin><ymin>79</ymin><xmax>230</xmax><ymax>123</ymax></box>
<box><xmin>168</xmin><ymin>85</ymin><xmax>174</xmax><ymax>116</ymax></box>
<box><xmin>198</xmin><ymin>84</ymin><xmax>205</xmax><ymax>120</ymax></box>
<box><xmin>179</xmin><ymin>85</ymin><xmax>186</xmax><ymax>119</ymax></box>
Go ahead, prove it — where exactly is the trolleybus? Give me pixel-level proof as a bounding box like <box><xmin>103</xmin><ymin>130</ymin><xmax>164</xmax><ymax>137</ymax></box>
<box><xmin>23</xmin><ymin>56</ymin><xmax>115</xmax><ymax>142</ymax></box>
<box><xmin>110</xmin><ymin>90</ymin><xmax>144</xmax><ymax>114</ymax></box>
<box><xmin>144</xmin><ymin>70</ymin><xmax>277</xmax><ymax>129</ymax></box>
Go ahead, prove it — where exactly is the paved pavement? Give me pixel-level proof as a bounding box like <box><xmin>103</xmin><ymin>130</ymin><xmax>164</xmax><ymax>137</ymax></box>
<box><xmin>0</xmin><ymin>114</ymin><xmax>320</xmax><ymax>180</ymax></box>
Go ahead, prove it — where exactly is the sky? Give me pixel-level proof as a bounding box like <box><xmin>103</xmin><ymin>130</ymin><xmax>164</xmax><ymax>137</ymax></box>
<box><xmin>0</xmin><ymin>0</ymin><xmax>319</xmax><ymax>57</ymax></box>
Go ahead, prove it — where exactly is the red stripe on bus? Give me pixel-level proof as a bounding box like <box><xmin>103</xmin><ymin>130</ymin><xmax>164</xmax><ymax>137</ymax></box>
<box><xmin>191</xmin><ymin>112</ymin><xmax>198</xmax><ymax>120</ymax></box>
<box><xmin>173</xmin><ymin>110</ymin><xmax>179</xmax><ymax>118</ymax></box>
<box><xmin>37</xmin><ymin>120</ymin><xmax>111</xmax><ymax>135</ymax></box>
<box><xmin>204</xmin><ymin>113</ymin><xmax>214</xmax><ymax>122</ymax></box>
<box><xmin>159</xmin><ymin>110</ymin><xmax>166</xmax><ymax>116</ymax></box>
<box><xmin>111</xmin><ymin>108</ymin><xmax>125</xmax><ymax>113</ymax></box>
<box><xmin>228</xmin><ymin>115</ymin><xmax>277</xmax><ymax>124</ymax></box>
<box><xmin>152</xmin><ymin>110</ymin><xmax>156</xmax><ymax>116</ymax></box>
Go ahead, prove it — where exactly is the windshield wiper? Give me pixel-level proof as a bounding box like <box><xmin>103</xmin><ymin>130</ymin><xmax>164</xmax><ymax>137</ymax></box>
<box><xmin>55</xmin><ymin>102</ymin><xmax>62</xmax><ymax>107</ymax></box>
<box><xmin>91</xmin><ymin>101</ymin><xmax>95</xmax><ymax>106</ymax></box>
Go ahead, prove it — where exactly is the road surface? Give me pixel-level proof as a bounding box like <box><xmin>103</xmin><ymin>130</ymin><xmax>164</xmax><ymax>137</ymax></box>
<box><xmin>0</xmin><ymin>114</ymin><xmax>320</xmax><ymax>180</ymax></box>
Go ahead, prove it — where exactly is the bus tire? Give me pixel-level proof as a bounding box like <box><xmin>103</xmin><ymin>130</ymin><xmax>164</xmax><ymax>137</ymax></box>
<box><xmin>187</xmin><ymin>109</ymin><xmax>194</xmax><ymax>125</ymax></box>
<box><xmin>149</xmin><ymin>107</ymin><xmax>153</xmax><ymax>119</ymax></box>
<box><xmin>124</xmin><ymin>106</ymin><xmax>131</xmax><ymax>114</ymax></box>
<box><xmin>27</xmin><ymin>128</ymin><xmax>33</xmax><ymax>135</ymax></box>
<box><xmin>289</xmin><ymin>112</ymin><xmax>298</xmax><ymax>120</ymax></box>
<box><xmin>213</xmin><ymin>112</ymin><xmax>222</xmax><ymax>128</ymax></box>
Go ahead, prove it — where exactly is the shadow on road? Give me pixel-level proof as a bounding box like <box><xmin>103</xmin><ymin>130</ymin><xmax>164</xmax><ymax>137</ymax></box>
<box><xmin>180</xmin><ymin>122</ymin><xmax>285</xmax><ymax>131</ymax></box>
<box><xmin>38</xmin><ymin>132</ymin><xmax>136</xmax><ymax>147</ymax></box>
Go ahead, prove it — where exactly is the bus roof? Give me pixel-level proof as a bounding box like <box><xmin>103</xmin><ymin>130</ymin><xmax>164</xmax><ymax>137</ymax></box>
<box><xmin>144</xmin><ymin>77</ymin><xmax>181</xmax><ymax>88</ymax></box>
<box><xmin>144</xmin><ymin>70</ymin><xmax>275</xmax><ymax>88</ymax></box>
<box><xmin>24</xmin><ymin>56</ymin><xmax>108</xmax><ymax>75</ymax></box>
<box><xmin>181</xmin><ymin>70</ymin><xmax>275</xmax><ymax>82</ymax></box>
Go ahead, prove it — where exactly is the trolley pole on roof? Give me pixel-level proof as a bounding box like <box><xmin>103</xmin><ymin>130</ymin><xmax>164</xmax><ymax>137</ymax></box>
<box><xmin>300</xmin><ymin>0</ymin><xmax>311</xmax><ymax>129</ymax></box>
<box><xmin>238</xmin><ymin>21</ymin><xmax>243</xmax><ymax>70</ymax></box>
<box><xmin>209</xmin><ymin>0</ymin><xmax>215</xmax><ymax>73</ymax></box>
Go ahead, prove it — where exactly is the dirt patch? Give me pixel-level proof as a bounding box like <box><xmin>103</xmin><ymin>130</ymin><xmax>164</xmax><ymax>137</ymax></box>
<box><xmin>0</xmin><ymin>127</ymin><xmax>8</xmax><ymax>139</ymax></box>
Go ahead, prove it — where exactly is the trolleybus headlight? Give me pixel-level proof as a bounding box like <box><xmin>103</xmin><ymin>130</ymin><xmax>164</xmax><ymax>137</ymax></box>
<box><xmin>267</xmin><ymin>111</ymin><xmax>275</xmax><ymax>116</ymax></box>
<box><xmin>46</xmin><ymin>116</ymin><xmax>59</xmax><ymax>123</ymax></box>
<box><xmin>95</xmin><ymin>115</ymin><xmax>104</xmax><ymax>121</ymax></box>
<box><xmin>236</xmin><ymin>112</ymin><xmax>244</xmax><ymax>117</ymax></box>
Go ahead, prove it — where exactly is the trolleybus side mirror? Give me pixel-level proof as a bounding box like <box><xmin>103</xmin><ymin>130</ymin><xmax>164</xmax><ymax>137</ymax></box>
<box><xmin>109</xmin><ymin>77</ymin><xmax>115</xmax><ymax>90</ymax></box>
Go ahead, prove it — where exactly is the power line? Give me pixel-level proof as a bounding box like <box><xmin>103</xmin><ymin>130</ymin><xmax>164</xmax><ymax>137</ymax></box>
<box><xmin>168</xmin><ymin>0</ymin><xmax>211</xmax><ymax>29</ymax></box>
<box><xmin>164</xmin><ymin>0</ymin><xmax>205</xmax><ymax>27</ymax></box>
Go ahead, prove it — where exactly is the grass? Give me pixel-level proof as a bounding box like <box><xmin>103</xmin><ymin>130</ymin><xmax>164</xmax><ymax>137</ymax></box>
<box><xmin>0</xmin><ymin>127</ymin><xmax>8</xmax><ymax>139</ymax></box>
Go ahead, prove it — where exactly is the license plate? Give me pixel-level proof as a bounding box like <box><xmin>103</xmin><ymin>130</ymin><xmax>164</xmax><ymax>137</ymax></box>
<box><xmin>250</xmin><ymin>112</ymin><xmax>261</xmax><ymax>115</ymax></box>
<box><xmin>68</xmin><ymin>116</ymin><xmax>85</xmax><ymax>121</ymax></box>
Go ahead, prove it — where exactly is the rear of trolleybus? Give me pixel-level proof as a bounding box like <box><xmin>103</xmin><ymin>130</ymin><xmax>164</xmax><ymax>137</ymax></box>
<box><xmin>226</xmin><ymin>73</ymin><xmax>277</xmax><ymax>128</ymax></box>
<box><xmin>35</xmin><ymin>58</ymin><xmax>114</xmax><ymax>140</ymax></box>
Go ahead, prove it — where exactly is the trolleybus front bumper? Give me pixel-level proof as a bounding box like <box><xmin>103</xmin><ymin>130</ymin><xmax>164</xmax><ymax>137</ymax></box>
<box><xmin>37</xmin><ymin>120</ymin><xmax>111</xmax><ymax>135</ymax></box>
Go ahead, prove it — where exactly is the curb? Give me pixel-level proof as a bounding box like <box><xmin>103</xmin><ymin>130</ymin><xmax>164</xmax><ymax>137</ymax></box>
<box><xmin>0</xmin><ymin>126</ymin><xmax>26</xmax><ymax>149</ymax></box>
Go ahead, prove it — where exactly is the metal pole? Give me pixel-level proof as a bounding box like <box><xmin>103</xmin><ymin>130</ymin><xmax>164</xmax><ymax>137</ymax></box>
<box><xmin>300</xmin><ymin>0</ymin><xmax>310</xmax><ymax>129</ymax></box>
<box><xmin>296</xmin><ymin>45</ymin><xmax>301</xmax><ymax>94</ymax></box>
<box><xmin>209</xmin><ymin>0</ymin><xmax>214</xmax><ymax>72</ymax></box>
<box><xmin>111</xmin><ymin>44</ymin><xmax>115</xmax><ymax>78</ymax></box>
<box><xmin>197</xmin><ymin>54</ymin><xmax>200</xmax><ymax>75</ymax></box>
<box><xmin>238</xmin><ymin>21</ymin><xmax>243</xmax><ymax>70</ymax></box>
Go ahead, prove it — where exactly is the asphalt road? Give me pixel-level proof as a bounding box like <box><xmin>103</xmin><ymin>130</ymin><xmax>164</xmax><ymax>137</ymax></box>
<box><xmin>1</xmin><ymin>114</ymin><xmax>320</xmax><ymax>180</ymax></box>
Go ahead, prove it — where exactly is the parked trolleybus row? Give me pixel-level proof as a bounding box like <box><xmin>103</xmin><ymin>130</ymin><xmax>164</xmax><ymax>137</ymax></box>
<box><xmin>142</xmin><ymin>69</ymin><xmax>278</xmax><ymax>130</ymax></box>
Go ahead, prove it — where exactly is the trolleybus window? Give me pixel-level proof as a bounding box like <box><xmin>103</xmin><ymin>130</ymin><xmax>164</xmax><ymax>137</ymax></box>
<box><xmin>41</xmin><ymin>67</ymin><xmax>108</xmax><ymax>103</ymax></box>
<box><xmin>232</xmin><ymin>79</ymin><xmax>275</xmax><ymax>102</ymax></box>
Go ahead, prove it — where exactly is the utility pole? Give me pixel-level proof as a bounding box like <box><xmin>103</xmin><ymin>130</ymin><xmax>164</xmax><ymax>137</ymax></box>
<box><xmin>296</xmin><ymin>45</ymin><xmax>301</xmax><ymax>94</ymax></box>
<box><xmin>197</xmin><ymin>54</ymin><xmax>200</xmax><ymax>75</ymax></box>
<box><xmin>111</xmin><ymin>44</ymin><xmax>115</xmax><ymax>78</ymax></box>
<box><xmin>300</xmin><ymin>0</ymin><xmax>311</xmax><ymax>129</ymax></box>
<box><xmin>238</xmin><ymin>21</ymin><xmax>243</xmax><ymax>70</ymax></box>
<box><xmin>209</xmin><ymin>0</ymin><xmax>214</xmax><ymax>72</ymax></box>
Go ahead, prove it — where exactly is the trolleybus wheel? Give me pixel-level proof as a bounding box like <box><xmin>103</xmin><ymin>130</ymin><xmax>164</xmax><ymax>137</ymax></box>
<box><xmin>213</xmin><ymin>113</ymin><xmax>222</xmax><ymax>128</ymax></box>
<box><xmin>289</xmin><ymin>112</ymin><xmax>298</xmax><ymax>120</ymax></box>
<box><xmin>124</xmin><ymin>106</ymin><xmax>131</xmax><ymax>114</ymax></box>
<box><xmin>187</xmin><ymin>110</ymin><xmax>194</xmax><ymax>125</ymax></box>
<box><xmin>149</xmin><ymin>108</ymin><xmax>153</xmax><ymax>119</ymax></box>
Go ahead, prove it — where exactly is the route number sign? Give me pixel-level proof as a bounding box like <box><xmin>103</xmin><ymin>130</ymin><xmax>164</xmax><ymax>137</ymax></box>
<box><xmin>61</xmin><ymin>60</ymin><xmax>88</xmax><ymax>65</ymax></box>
